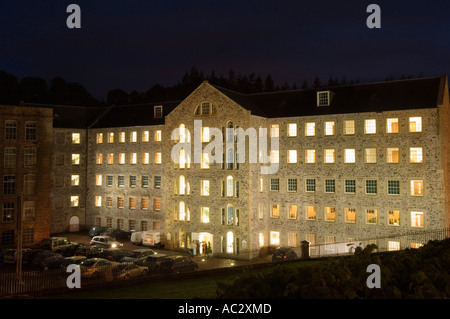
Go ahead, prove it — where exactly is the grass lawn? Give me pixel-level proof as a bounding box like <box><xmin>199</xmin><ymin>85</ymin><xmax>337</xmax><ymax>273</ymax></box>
<box><xmin>44</xmin><ymin>260</ymin><xmax>317</xmax><ymax>299</ymax></box>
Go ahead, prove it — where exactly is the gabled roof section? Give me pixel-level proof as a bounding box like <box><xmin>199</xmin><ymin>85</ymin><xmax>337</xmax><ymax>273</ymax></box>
<box><xmin>213</xmin><ymin>76</ymin><xmax>444</xmax><ymax>118</ymax></box>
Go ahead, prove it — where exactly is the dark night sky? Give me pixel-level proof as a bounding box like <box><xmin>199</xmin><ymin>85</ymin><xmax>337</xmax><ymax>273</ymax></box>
<box><xmin>1</xmin><ymin>0</ymin><xmax>450</xmax><ymax>100</ymax></box>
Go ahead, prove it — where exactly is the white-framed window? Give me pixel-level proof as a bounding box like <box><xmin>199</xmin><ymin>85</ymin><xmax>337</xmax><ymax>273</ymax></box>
<box><xmin>305</xmin><ymin>149</ymin><xmax>316</xmax><ymax>163</ymax></box>
<box><xmin>344</xmin><ymin>179</ymin><xmax>356</xmax><ymax>194</ymax></box>
<box><xmin>388</xmin><ymin>241</ymin><xmax>400</xmax><ymax>251</ymax></box>
<box><xmin>270</xmin><ymin>178</ymin><xmax>279</xmax><ymax>192</ymax></box>
<box><xmin>325</xmin><ymin>207</ymin><xmax>336</xmax><ymax>222</ymax></box>
<box><xmin>324</xmin><ymin>121</ymin><xmax>335</xmax><ymax>136</ymax></box>
<box><xmin>271</xmin><ymin>204</ymin><xmax>280</xmax><ymax>218</ymax></box>
<box><xmin>288</xmin><ymin>232</ymin><xmax>298</xmax><ymax>247</ymax></box>
<box><xmin>154</xmin><ymin>105</ymin><xmax>163</xmax><ymax>119</ymax></box>
<box><xmin>270</xmin><ymin>124</ymin><xmax>279</xmax><ymax>138</ymax></box>
<box><xmin>201</xmin><ymin>180</ymin><xmax>210</xmax><ymax>196</ymax></box>
<box><xmin>72</xmin><ymin>133</ymin><xmax>81</xmax><ymax>144</ymax></box>
<box><xmin>387</xmin><ymin>148</ymin><xmax>399</xmax><ymax>163</ymax></box>
<box><xmin>288</xmin><ymin>205</ymin><xmax>298</xmax><ymax>219</ymax></box>
<box><xmin>5</xmin><ymin>120</ymin><xmax>17</xmax><ymax>140</ymax></box>
<box><xmin>287</xmin><ymin>178</ymin><xmax>297</xmax><ymax>192</ymax></box>
<box><xmin>410</xmin><ymin>147</ymin><xmax>423</xmax><ymax>163</ymax></box>
<box><xmin>201</xmin><ymin>207</ymin><xmax>210</xmax><ymax>223</ymax></box>
<box><xmin>388</xmin><ymin>210</ymin><xmax>400</xmax><ymax>226</ymax></box>
<box><xmin>409</xmin><ymin>117</ymin><xmax>422</xmax><ymax>132</ymax></box>
<box><xmin>305</xmin><ymin>122</ymin><xmax>315</xmax><ymax>136</ymax></box>
<box><xmin>345</xmin><ymin>208</ymin><xmax>356</xmax><ymax>223</ymax></box>
<box><xmin>411</xmin><ymin>180</ymin><xmax>424</xmax><ymax>196</ymax></box>
<box><xmin>130</xmin><ymin>131</ymin><xmax>137</xmax><ymax>143</ymax></box>
<box><xmin>119</xmin><ymin>153</ymin><xmax>125</xmax><ymax>164</ymax></box>
<box><xmin>95</xmin><ymin>174</ymin><xmax>102</xmax><ymax>186</ymax></box>
<box><xmin>365</xmin><ymin>180</ymin><xmax>377</xmax><ymax>195</ymax></box>
<box><xmin>411</xmin><ymin>211</ymin><xmax>424</xmax><ymax>227</ymax></box>
<box><xmin>270</xmin><ymin>150</ymin><xmax>279</xmax><ymax>164</ymax></box>
<box><xmin>287</xmin><ymin>150</ymin><xmax>297</xmax><ymax>163</ymax></box>
<box><xmin>117</xmin><ymin>197</ymin><xmax>124</xmax><ymax>209</ymax></box>
<box><xmin>4</xmin><ymin>147</ymin><xmax>16</xmax><ymax>168</ymax></box>
<box><xmin>344</xmin><ymin>149</ymin><xmax>356</xmax><ymax>163</ymax></box>
<box><xmin>96</xmin><ymin>133</ymin><xmax>103</xmax><ymax>144</ymax></box>
<box><xmin>287</xmin><ymin>123</ymin><xmax>297</xmax><ymax>137</ymax></box>
<box><xmin>388</xmin><ymin>180</ymin><xmax>400</xmax><ymax>195</ymax></box>
<box><xmin>95</xmin><ymin>196</ymin><xmax>102</xmax><ymax>207</ymax></box>
<box><xmin>305</xmin><ymin>178</ymin><xmax>316</xmax><ymax>192</ymax></box>
<box><xmin>324</xmin><ymin>179</ymin><xmax>335</xmax><ymax>193</ymax></box>
<box><xmin>343</xmin><ymin>120</ymin><xmax>355</xmax><ymax>135</ymax></box>
<box><xmin>364</xmin><ymin>119</ymin><xmax>376</xmax><ymax>134</ymax></box>
<box><xmin>366</xmin><ymin>209</ymin><xmax>377</xmax><ymax>224</ymax></box>
<box><xmin>317</xmin><ymin>91</ymin><xmax>330</xmax><ymax>106</ymax></box>
<box><xmin>107</xmin><ymin>132</ymin><xmax>114</xmax><ymax>143</ymax></box>
<box><xmin>25</xmin><ymin>122</ymin><xmax>37</xmax><ymax>141</ymax></box>
<box><xmin>306</xmin><ymin>206</ymin><xmax>316</xmax><ymax>220</ymax></box>
<box><xmin>386</xmin><ymin>118</ymin><xmax>399</xmax><ymax>133</ymax></box>
<box><xmin>365</xmin><ymin>148</ymin><xmax>377</xmax><ymax>163</ymax></box>
<box><xmin>270</xmin><ymin>231</ymin><xmax>280</xmax><ymax>246</ymax></box>
<box><xmin>324</xmin><ymin>149</ymin><xmax>335</xmax><ymax>163</ymax></box>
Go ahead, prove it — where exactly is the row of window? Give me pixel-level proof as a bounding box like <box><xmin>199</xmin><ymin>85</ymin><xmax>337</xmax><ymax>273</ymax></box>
<box><xmin>1</xmin><ymin>229</ymin><xmax>34</xmax><ymax>245</ymax></box>
<box><xmin>2</xmin><ymin>174</ymin><xmax>37</xmax><ymax>195</ymax></box>
<box><xmin>72</xmin><ymin>175</ymin><xmax>161</xmax><ymax>188</ymax></box>
<box><xmin>71</xmin><ymin>195</ymin><xmax>162</xmax><ymax>211</ymax></box>
<box><xmin>258</xmin><ymin>204</ymin><xmax>424</xmax><ymax>227</ymax></box>
<box><xmin>2</xmin><ymin>147</ymin><xmax>37</xmax><ymax>167</ymax></box>
<box><xmin>264</xmin><ymin>178</ymin><xmax>424</xmax><ymax>196</ymax></box>
<box><xmin>173</xmin><ymin>202</ymin><xmax>240</xmax><ymax>226</ymax></box>
<box><xmin>91</xmin><ymin>152</ymin><xmax>162</xmax><ymax>165</ymax></box>
<box><xmin>91</xmin><ymin>129</ymin><xmax>162</xmax><ymax>145</ymax></box>
<box><xmin>270</xmin><ymin>116</ymin><xmax>423</xmax><ymax>138</ymax></box>
<box><xmin>94</xmin><ymin>217</ymin><xmax>161</xmax><ymax>232</ymax></box>
<box><xmin>2</xmin><ymin>201</ymin><xmax>36</xmax><ymax>223</ymax></box>
<box><xmin>3</xmin><ymin>121</ymin><xmax>37</xmax><ymax>141</ymax></box>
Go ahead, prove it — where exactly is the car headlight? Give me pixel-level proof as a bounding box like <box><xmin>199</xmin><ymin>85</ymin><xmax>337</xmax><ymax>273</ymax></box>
<box><xmin>111</xmin><ymin>243</ymin><xmax>117</xmax><ymax>248</ymax></box>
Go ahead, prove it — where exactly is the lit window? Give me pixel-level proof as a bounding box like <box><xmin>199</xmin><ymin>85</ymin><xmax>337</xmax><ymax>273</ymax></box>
<box><xmin>106</xmin><ymin>197</ymin><xmax>113</xmax><ymax>208</ymax></box>
<box><xmin>410</xmin><ymin>147</ymin><xmax>423</xmax><ymax>163</ymax></box>
<box><xmin>154</xmin><ymin>130</ymin><xmax>162</xmax><ymax>142</ymax></box>
<box><xmin>95</xmin><ymin>154</ymin><xmax>103</xmax><ymax>164</ymax></box>
<box><xmin>71</xmin><ymin>175</ymin><xmax>80</xmax><ymax>186</ymax></box>
<box><xmin>306</xmin><ymin>206</ymin><xmax>316</xmax><ymax>220</ymax></box>
<box><xmin>345</xmin><ymin>208</ymin><xmax>356</xmax><ymax>223</ymax></box>
<box><xmin>72</xmin><ymin>133</ymin><xmax>81</xmax><ymax>144</ymax></box>
<box><xmin>179</xmin><ymin>175</ymin><xmax>186</xmax><ymax>195</ymax></box>
<box><xmin>344</xmin><ymin>149</ymin><xmax>356</xmax><ymax>163</ymax></box>
<box><xmin>270</xmin><ymin>150</ymin><xmax>279</xmax><ymax>164</ymax></box>
<box><xmin>271</xmin><ymin>204</ymin><xmax>280</xmax><ymax>218</ymax></box>
<box><xmin>366</xmin><ymin>180</ymin><xmax>377</xmax><ymax>195</ymax></box>
<box><xmin>287</xmin><ymin>150</ymin><xmax>297</xmax><ymax>163</ymax></box>
<box><xmin>130</xmin><ymin>131</ymin><xmax>137</xmax><ymax>143</ymax></box>
<box><xmin>388</xmin><ymin>210</ymin><xmax>400</xmax><ymax>226</ymax></box>
<box><xmin>117</xmin><ymin>197</ymin><xmax>124</xmax><ymax>208</ymax></box>
<box><xmin>343</xmin><ymin>120</ymin><xmax>355</xmax><ymax>135</ymax></box>
<box><xmin>107</xmin><ymin>132</ymin><xmax>114</xmax><ymax>143</ymax></box>
<box><xmin>202</xmin><ymin>127</ymin><xmax>210</xmax><ymax>143</ymax></box>
<box><xmin>287</xmin><ymin>123</ymin><xmax>297</xmax><ymax>137</ymax></box>
<box><xmin>96</xmin><ymin>133</ymin><xmax>103</xmax><ymax>144</ymax></box>
<box><xmin>129</xmin><ymin>197</ymin><xmax>136</xmax><ymax>209</ymax></box>
<box><xmin>119</xmin><ymin>153</ymin><xmax>125</xmax><ymax>164</ymax></box>
<box><xmin>201</xmin><ymin>207</ymin><xmax>210</xmax><ymax>223</ymax></box>
<box><xmin>288</xmin><ymin>233</ymin><xmax>298</xmax><ymax>247</ymax></box>
<box><xmin>411</xmin><ymin>180</ymin><xmax>424</xmax><ymax>196</ymax></box>
<box><xmin>201</xmin><ymin>153</ymin><xmax>209</xmax><ymax>169</ymax></box>
<box><xmin>387</xmin><ymin>148</ymin><xmax>399</xmax><ymax>163</ymax></box>
<box><xmin>270</xmin><ymin>231</ymin><xmax>280</xmax><ymax>246</ymax></box>
<box><xmin>95</xmin><ymin>196</ymin><xmax>102</xmax><ymax>207</ymax></box>
<box><xmin>325</xmin><ymin>207</ymin><xmax>336</xmax><ymax>222</ymax></box>
<box><xmin>72</xmin><ymin>154</ymin><xmax>80</xmax><ymax>165</ymax></box>
<box><xmin>226</xmin><ymin>176</ymin><xmax>233</xmax><ymax>197</ymax></box>
<box><xmin>411</xmin><ymin>211</ymin><xmax>424</xmax><ymax>227</ymax></box>
<box><xmin>305</xmin><ymin>150</ymin><xmax>316</xmax><ymax>163</ymax></box>
<box><xmin>324</xmin><ymin>149</ymin><xmax>335</xmax><ymax>163</ymax></box>
<box><xmin>139</xmin><ymin>131</ymin><xmax>148</xmax><ymax>142</ymax></box>
<box><xmin>70</xmin><ymin>196</ymin><xmax>79</xmax><ymax>207</ymax></box>
<box><xmin>141</xmin><ymin>198</ymin><xmax>149</xmax><ymax>210</ymax></box>
<box><xmin>388</xmin><ymin>241</ymin><xmax>400</xmax><ymax>251</ymax></box>
<box><xmin>153</xmin><ymin>198</ymin><xmax>161</xmax><ymax>211</ymax></box>
<box><xmin>178</xmin><ymin>201</ymin><xmax>186</xmax><ymax>221</ymax></box>
<box><xmin>364</xmin><ymin>119</ymin><xmax>376</xmax><ymax>134</ymax></box>
<box><xmin>130</xmin><ymin>153</ymin><xmax>137</xmax><ymax>164</ymax></box>
<box><xmin>409</xmin><ymin>117</ymin><xmax>422</xmax><ymax>132</ymax></box>
<box><xmin>259</xmin><ymin>178</ymin><xmax>264</xmax><ymax>192</ymax></box>
<box><xmin>119</xmin><ymin>132</ymin><xmax>125</xmax><ymax>143</ymax></box>
<box><xmin>107</xmin><ymin>153</ymin><xmax>114</xmax><ymax>164</ymax></box>
<box><xmin>305</xmin><ymin>122</ymin><xmax>315</xmax><ymax>136</ymax></box>
<box><xmin>366</xmin><ymin>209</ymin><xmax>377</xmax><ymax>224</ymax></box>
<box><xmin>142</xmin><ymin>153</ymin><xmax>149</xmax><ymax>164</ymax></box>
<box><xmin>365</xmin><ymin>148</ymin><xmax>377</xmax><ymax>163</ymax></box>
<box><xmin>288</xmin><ymin>205</ymin><xmax>298</xmax><ymax>219</ymax></box>
<box><xmin>259</xmin><ymin>233</ymin><xmax>264</xmax><ymax>247</ymax></box>
<box><xmin>324</xmin><ymin>121</ymin><xmax>335</xmax><ymax>136</ymax></box>
<box><xmin>155</xmin><ymin>152</ymin><xmax>162</xmax><ymax>164</ymax></box>
<box><xmin>95</xmin><ymin>175</ymin><xmax>102</xmax><ymax>186</ymax></box>
<box><xmin>270</xmin><ymin>124</ymin><xmax>279</xmax><ymax>138</ymax></box>
<box><xmin>201</xmin><ymin>180</ymin><xmax>210</xmax><ymax>196</ymax></box>
<box><xmin>387</xmin><ymin>118</ymin><xmax>399</xmax><ymax>133</ymax></box>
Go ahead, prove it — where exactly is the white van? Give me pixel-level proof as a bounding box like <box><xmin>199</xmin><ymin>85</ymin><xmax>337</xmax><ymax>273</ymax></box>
<box><xmin>142</xmin><ymin>231</ymin><xmax>162</xmax><ymax>248</ymax></box>
<box><xmin>130</xmin><ymin>232</ymin><xmax>143</xmax><ymax>245</ymax></box>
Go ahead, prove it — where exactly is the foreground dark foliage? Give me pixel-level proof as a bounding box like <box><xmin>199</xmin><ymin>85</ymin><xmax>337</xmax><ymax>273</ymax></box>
<box><xmin>217</xmin><ymin>239</ymin><xmax>450</xmax><ymax>299</ymax></box>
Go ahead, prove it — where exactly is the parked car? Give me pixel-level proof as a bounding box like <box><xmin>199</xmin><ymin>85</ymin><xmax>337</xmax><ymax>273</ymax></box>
<box><xmin>62</xmin><ymin>243</ymin><xmax>86</xmax><ymax>257</ymax></box>
<box><xmin>100</xmin><ymin>229</ymin><xmax>132</xmax><ymax>241</ymax></box>
<box><xmin>0</xmin><ymin>248</ymin><xmax>11</xmax><ymax>262</ymax></box>
<box><xmin>37</xmin><ymin>237</ymin><xmax>74</xmax><ymax>254</ymax></box>
<box><xmin>90</xmin><ymin>236</ymin><xmax>123</xmax><ymax>248</ymax></box>
<box><xmin>159</xmin><ymin>256</ymin><xmax>199</xmax><ymax>274</ymax></box>
<box><xmin>74</xmin><ymin>245</ymin><xmax>104</xmax><ymax>258</ymax></box>
<box><xmin>135</xmin><ymin>254</ymin><xmax>167</xmax><ymax>272</ymax></box>
<box><xmin>79</xmin><ymin>258</ymin><xmax>119</xmax><ymax>279</ymax></box>
<box><xmin>112</xmin><ymin>263</ymin><xmax>149</xmax><ymax>280</ymax></box>
<box><xmin>22</xmin><ymin>249</ymin><xmax>53</xmax><ymax>265</ymax></box>
<box><xmin>36</xmin><ymin>253</ymin><xmax>65</xmax><ymax>271</ymax></box>
<box><xmin>98</xmin><ymin>248</ymin><xmax>133</xmax><ymax>262</ymax></box>
<box><xmin>3</xmin><ymin>248</ymin><xmax>32</xmax><ymax>264</ymax></box>
<box><xmin>60</xmin><ymin>256</ymin><xmax>87</xmax><ymax>272</ymax></box>
<box><xmin>89</xmin><ymin>226</ymin><xmax>108</xmax><ymax>237</ymax></box>
<box><xmin>119</xmin><ymin>248</ymin><xmax>156</xmax><ymax>263</ymax></box>
<box><xmin>271</xmin><ymin>247</ymin><xmax>297</xmax><ymax>262</ymax></box>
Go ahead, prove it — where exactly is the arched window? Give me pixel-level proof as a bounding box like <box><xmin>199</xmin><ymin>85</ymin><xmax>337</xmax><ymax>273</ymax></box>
<box><xmin>179</xmin><ymin>175</ymin><xmax>186</xmax><ymax>195</ymax></box>
<box><xmin>227</xmin><ymin>231</ymin><xmax>234</xmax><ymax>254</ymax></box>
<box><xmin>227</xmin><ymin>204</ymin><xmax>234</xmax><ymax>225</ymax></box>
<box><xmin>179</xmin><ymin>201</ymin><xmax>186</xmax><ymax>221</ymax></box>
<box><xmin>226</xmin><ymin>121</ymin><xmax>234</xmax><ymax>142</ymax></box>
<box><xmin>227</xmin><ymin>148</ymin><xmax>234</xmax><ymax>170</ymax></box>
<box><xmin>194</xmin><ymin>101</ymin><xmax>216</xmax><ymax>115</ymax></box>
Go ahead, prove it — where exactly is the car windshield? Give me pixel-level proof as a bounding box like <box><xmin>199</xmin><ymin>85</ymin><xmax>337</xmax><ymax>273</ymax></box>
<box><xmin>80</xmin><ymin>260</ymin><xmax>96</xmax><ymax>267</ymax></box>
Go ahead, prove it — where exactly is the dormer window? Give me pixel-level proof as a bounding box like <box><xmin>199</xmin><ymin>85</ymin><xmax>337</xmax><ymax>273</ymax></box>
<box><xmin>154</xmin><ymin>105</ymin><xmax>163</xmax><ymax>119</ymax></box>
<box><xmin>195</xmin><ymin>101</ymin><xmax>216</xmax><ymax>115</ymax></box>
<box><xmin>317</xmin><ymin>91</ymin><xmax>331</xmax><ymax>106</ymax></box>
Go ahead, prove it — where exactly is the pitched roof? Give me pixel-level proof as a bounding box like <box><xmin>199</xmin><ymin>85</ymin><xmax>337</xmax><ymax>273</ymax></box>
<box><xmin>214</xmin><ymin>76</ymin><xmax>444</xmax><ymax>118</ymax></box>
